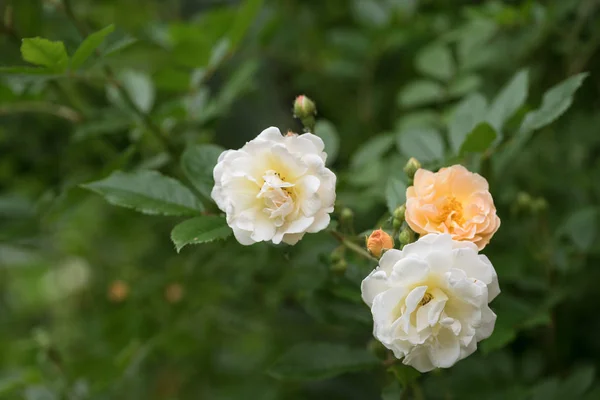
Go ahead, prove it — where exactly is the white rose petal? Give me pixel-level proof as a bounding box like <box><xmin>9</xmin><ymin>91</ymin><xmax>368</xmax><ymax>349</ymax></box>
<box><xmin>211</xmin><ymin>127</ymin><xmax>336</xmax><ymax>245</ymax></box>
<box><xmin>361</xmin><ymin>233</ymin><xmax>499</xmax><ymax>372</ymax></box>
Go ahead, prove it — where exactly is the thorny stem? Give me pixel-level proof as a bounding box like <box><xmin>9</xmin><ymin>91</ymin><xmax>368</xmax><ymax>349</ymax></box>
<box><xmin>330</xmin><ymin>230</ymin><xmax>377</xmax><ymax>262</ymax></box>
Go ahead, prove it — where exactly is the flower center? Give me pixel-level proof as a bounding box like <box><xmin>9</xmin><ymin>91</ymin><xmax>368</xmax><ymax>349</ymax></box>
<box><xmin>257</xmin><ymin>170</ymin><xmax>296</xmax><ymax>226</ymax></box>
<box><xmin>419</xmin><ymin>292</ymin><xmax>433</xmax><ymax>306</ymax></box>
<box><xmin>438</xmin><ymin>197</ymin><xmax>464</xmax><ymax>225</ymax></box>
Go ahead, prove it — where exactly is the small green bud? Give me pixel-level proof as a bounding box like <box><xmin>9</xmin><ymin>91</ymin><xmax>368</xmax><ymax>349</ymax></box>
<box><xmin>403</xmin><ymin>157</ymin><xmax>421</xmax><ymax>180</ymax></box>
<box><xmin>293</xmin><ymin>95</ymin><xmax>316</xmax><ymax>120</ymax></box>
<box><xmin>330</xmin><ymin>259</ymin><xmax>348</xmax><ymax>274</ymax></box>
<box><xmin>516</xmin><ymin>191</ymin><xmax>532</xmax><ymax>208</ymax></box>
<box><xmin>393</xmin><ymin>204</ymin><xmax>406</xmax><ymax>222</ymax></box>
<box><xmin>329</xmin><ymin>246</ymin><xmax>345</xmax><ymax>264</ymax></box>
<box><xmin>392</xmin><ymin>218</ymin><xmax>402</xmax><ymax>230</ymax></box>
<box><xmin>398</xmin><ymin>226</ymin><xmax>415</xmax><ymax>247</ymax></box>
<box><xmin>341</xmin><ymin>207</ymin><xmax>354</xmax><ymax>221</ymax></box>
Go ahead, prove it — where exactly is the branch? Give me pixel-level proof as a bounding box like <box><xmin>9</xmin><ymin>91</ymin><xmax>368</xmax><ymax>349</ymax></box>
<box><xmin>0</xmin><ymin>101</ymin><xmax>82</xmax><ymax>122</ymax></box>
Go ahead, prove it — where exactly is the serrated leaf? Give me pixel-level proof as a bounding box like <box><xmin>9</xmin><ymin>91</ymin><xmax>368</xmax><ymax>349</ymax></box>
<box><xmin>397</xmin><ymin>128</ymin><xmax>444</xmax><ymax>162</ymax></box>
<box><xmin>21</xmin><ymin>37</ymin><xmax>69</xmax><ymax>72</ymax></box>
<box><xmin>386</xmin><ymin>178</ymin><xmax>407</xmax><ymax>214</ymax></box>
<box><xmin>70</xmin><ymin>25</ymin><xmax>115</xmax><ymax>70</ymax></box>
<box><xmin>171</xmin><ymin>216</ymin><xmax>231</xmax><ymax>252</ymax></box>
<box><xmin>459</xmin><ymin>122</ymin><xmax>497</xmax><ymax>155</ymax></box>
<box><xmin>398</xmin><ymin>80</ymin><xmax>445</xmax><ymax>108</ymax></box>
<box><xmin>82</xmin><ymin>170</ymin><xmax>204</xmax><ymax>216</ymax></box>
<box><xmin>315</xmin><ymin>120</ymin><xmax>340</xmax><ymax>165</ymax></box>
<box><xmin>181</xmin><ymin>144</ymin><xmax>225</xmax><ymax>199</ymax></box>
<box><xmin>448</xmin><ymin>93</ymin><xmax>488</xmax><ymax>154</ymax></box>
<box><xmin>519</xmin><ymin>72</ymin><xmax>588</xmax><ymax>134</ymax></box>
<box><xmin>415</xmin><ymin>43</ymin><xmax>455</xmax><ymax>82</ymax></box>
<box><xmin>267</xmin><ymin>343</ymin><xmax>380</xmax><ymax>381</ymax></box>
<box><xmin>487</xmin><ymin>69</ymin><xmax>529</xmax><ymax>132</ymax></box>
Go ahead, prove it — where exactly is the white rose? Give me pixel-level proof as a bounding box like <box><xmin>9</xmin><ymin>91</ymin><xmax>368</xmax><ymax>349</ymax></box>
<box><xmin>211</xmin><ymin>127</ymin><xmax>336</xmax><ymax>246</ymax></box>
<box><xmin>361</xmin><ymin>234</ymin><xmax>499</xmax><ymax>372</ymax></box>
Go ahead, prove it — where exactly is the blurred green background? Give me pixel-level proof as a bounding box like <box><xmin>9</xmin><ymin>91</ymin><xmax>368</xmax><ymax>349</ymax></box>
<box><xmin>1</xmin><ymin>0</ymin><xmax>600</xmax><ymax>399</ymax></box>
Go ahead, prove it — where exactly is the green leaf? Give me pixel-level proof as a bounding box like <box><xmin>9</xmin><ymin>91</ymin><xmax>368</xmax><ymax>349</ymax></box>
<box><xmin>228</xmin><ymin>0</ymin><xmax>265</xmax><ymax>48</ymax></box>
<box><xmin>397</xmin><ymin>128</ymin><xmax>444</xmax><ymax>162</ymax></box>
<box><xmin>398</xmin><ymin>80</ymin><xmax>445</xmax><ymax>108</ymax></box>
<box><xmin>352</xmin><ymin>0</ymin><xmax>390</xmax><ymax>28</ymax></box>
<box><xmin>519</xmin><ymin>73</ymin><xmax>588</xmax><ymax>134</ymax></box>
<box><xmin>480</xmin><ymin>326</ymin><xmax>517</xmax><ymax>354</ymax></box>
<box><xmin>448</xmin><ymin>74</ymin><xmax>482</xmax><ymax>98</ymax></box>
<box><xmin>351</xmin><ymin>134</ymin><xmax>395</xmax><ymax>168</ymax></box>
<box><xmin>70</xmin><ymin>25</ymin><xmax>115</xmax><ymax>70</ymax></box>
<box><xmin>560</xmin><ymin>365</ymin><xmax>595</xmax><ymax>398</ymax></box>
<box><xmin>82</xmin><ymin>170</ymin><xmax>204</xmax><ymax>216</ymax></box>
<box><xmin>315</xmin><ymin>120</ymin><xmax>340</xmax><ymax>165</ymax></box>
<box><xmin>208</xmin><ymin>38</ymin><xmax>230</xmax><ymax>69</ymax></box>
<box><xmin>381</xmin><ymin>381</ymin><xmax>403</xmax><ymax>400</ymax></box>
<box><xmin>103</xmin><ymin>36</ymin><xmax>138</xmax><ymax>57</ymax></box>
<box><xmin>415</xmin><ymin>43</ymin><xmax>455</xmax><ymax>82</ymax></box>
<box><xmin>459</xmin><ymin>122</ymin><xmax>497</xmax><ymax>155</ymax></box>
<box><xmin>386</xmin><ymin>178</ymin><xmax>407</xmax><ymax>214</ymax></box>
<box><xmin>21</xmin><ymin>37</ymin><xmax>69</xmax><ymax>72</ymax></box>
<box><xmin>559</xmin><ymin>207</ymin><xmax>598</xmax><ymax>251</ymax></box>
<box><xmin>267</xmin><ymin>343</ymin><xmax>380</xmax><ymax>381</ymax></box>
<box><xmin>107</xmin><ymin>70</ymin><xmax>155</xmax><ymax>113</ymax></box>
<box><xmin>448</xmin><ymin>93</ymin><xmax>488</xmax><ymax>154</ymax></box>
<box><xmin>181</xmin><ymin>144</ymin><xmax>225</xmax><ymax>199</ymax></box>
<box><xmin>171</xmin><ymin>216</ymin><xmax>231</xmax><ymax>252</ymax></box>
<box><xmin>487</xmin><ymin>69</ymin><xmax>529</xmax><ymax>132</ymax></box>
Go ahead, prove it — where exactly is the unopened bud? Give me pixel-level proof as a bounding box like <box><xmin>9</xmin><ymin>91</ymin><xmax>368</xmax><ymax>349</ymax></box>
<box><xmin>108</xmin><ymin>280</ymin><xmax>129</xmax><ymax>303</ymax></box>
<box><xmin>393</xmin><ymin>204</ymin><xmax>406</xmax><ymax>222</ymax></box>
<box><xmin>165</xmin><ymin>283</ymin><xmax>184</xmax><ymax>304</ymax></box>
<box><xmin>341</xmin><ymin>208</ymin><xmax>354</xmax><ymax>221</ymax></box>
<box><xmin>366</xmin><ymin>229</ymin><xmax>394</xmax><ymax>258</ymax></box>
<box><xmin>331</xmin><ymin>259</ymin><xmax>348</xmax><ymax>274</ymax></box>
<box><xmin>329</xmin><ymin>246</ymin><xmax>345</xmax><ymax>264</ymax></box>
<box><xmin>516</xmin><ymin>191</ymin><xmax>532</xmax><ymax>208</ymax></box>
<box><xmin>293</xmin><ymin>95</ymin><xmax>316</xmax><ymax>119</ymax></box>
<box><xmin>403</xmin><ymin>157</ymin><xmax>421</xmax><ymax>180</ymax></box>
<box><xmin>398</xmin><ymin>227</ymin><xmax>415</xmax><ymax>247</ymax></box>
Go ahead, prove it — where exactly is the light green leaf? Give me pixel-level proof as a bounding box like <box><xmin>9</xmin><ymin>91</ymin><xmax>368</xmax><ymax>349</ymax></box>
<box><xmin>351</xmin><ymin>134</ymin><xmax>395</xmax><ymax>168</ymax></box>
<box><xmin>448</xmin><ymin>74</ymin><xmax>482</xmax><ymax>98</ymax></box>
<box><xmin>352</xmin><ymin>0</ymin><xmax>390</xmax><ymax>27</ymax></box>
<box><xmin>171</xmin><ymin>216</ymin><xmax>231</xmax><ymax>252</ymax></box>
<box><xmin>181</xmin><ymin>144</ymin><xmax>225</xmax><ymax>199</ymax></box>
<box><xmin>397</xmin><ymin>128</ymin><xmax>444</xmax><ymax>162</ymax></box>
<box><xmin>122</xmin><ymin>70</ymin><xmax>155</xmax><ymax>113</ymax></box>
<box><xmin>448</xmin><ymin>93</ymin><xmax>488</xmax><ymax>154</ymax></box>
<box><xmin>398</xmin><ymin>80</ymin><xmax>445</xmax><ymax>108</ymax></box>
<box><xmin>559</xmin><ymin>207</ymin><xmax>598</xmax><ymax>251</ymax></box>
<box><xmin>82</xmin><ymin>170</ymin><xmax>204</xmax><ymax>216</ymax></box>
<box><xmin>386</xmin><ymin>178</ymin><xmax>407</xmax><ymax>214</ymax></box>
<box><xmin>415</xmin><ymin>43</ymin><xmax>455</xmax><ymax>82</ymax></box>
<box><xmin>459</xmin><ymin>122</ymin><xmax>497</xmax><ymax>155</ymax></box>
<box><xmin>21</xmin><ymin>37</ymin><xmax>69</xmax><ymax>72</ymax></box>
<box><xmin>103</xmin><ymin>36</ymin><xmax>138</xmax><ymax>57</ymax></box>
<box><xmin>487</xmin><ymin>69</ymin><xmax>529</xmax><ymax>132</ymax></box>
<box><xmin>315</xmin><ymin>120</ymin><xmax>340</xmax><ymax>165</ymax></box>
<box><xmin>267</xmin><ymin>343</ymin><xmax>380</xmax><ymax>381</ymax></box>
<box><xmin>228</xmin><ymin>0</ymin><xmax>264</xmax><ymax>48</ymax></box>
<box><xmin>519</xmin><ymin>72</ymin><xmax>588</xmax><ymax>134</ymax></box>
<box><xmin>70</xmin><ymin>24</ymin><xmax>115</xmax><ymax>70</ymax></box>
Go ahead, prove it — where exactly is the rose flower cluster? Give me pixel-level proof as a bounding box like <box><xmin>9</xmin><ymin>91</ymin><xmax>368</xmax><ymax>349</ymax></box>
<box><xmin>212</xmin><ymin>109</ymin><xmax>500</xmax><ymax>372</ymax></box>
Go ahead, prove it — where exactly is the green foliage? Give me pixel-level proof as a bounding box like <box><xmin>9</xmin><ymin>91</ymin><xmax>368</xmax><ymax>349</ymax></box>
<box><xmin>82</xmin><ymin>170</ymin><xmax>204</xmax><ymax>216</ymax></box>
<box><xmin>171</xmin><ymin>216</ymin><xmax>231</xmax><ymax>252</ymax></box>
<box><xmin>267</xmin><ymin>343</ymin><xmax>380</xmax><ymax>381</ymax></box>
<box><xmin>2</xmin><ymin>0</ymin><xmax>600</xmax><ymax>399</ymax></box>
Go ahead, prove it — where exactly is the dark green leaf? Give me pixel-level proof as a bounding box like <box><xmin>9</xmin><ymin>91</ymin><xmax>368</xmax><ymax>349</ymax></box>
<box><xmin>268</xmin><ymin>343</ymin><xmax>380</xmax><ymax>381</ymax></box>
<box><xmin>480</xmin><ymin>326</ymin><xmax>517</xmax><ymax>354</ymax></box>
<box><xmin>228</xmin><ymin>0</ymin><xmax>265</xmax><ymax>48</ymax></box>
<box><xmin>386</xmin><ymin>178</ymin><xmax>407</xmax><ymax>214</ymax></box>
<box><xmin>315</xmin><ymin>120</ymin><xmax>340</xmax><ymax>165</ymax></box>
<box><xmin>487</xmin><ymin>69</ymin><xmax>529</xmax><ymax>132</ymax></box>
<box><xmin>415</xmin><ymin>43</ymin><xmax>455</xmax><ymax>82</ymax></box>
<box><xmin>398</xmin><ymin>80</ymin><xmax>445</xmax><ymax>108</ymax></box>
<box><xmin>81</xmin><ymin>170</ymin><xmax>204</xmax><ymax>216</ymax></box>
<box><xmin>351</xmin><ymin>134</ymin><xmax>395</xmax><ymax>168</ymax></box>
<box><xmin>181</xmin><ymin>144</ymin><xmax>225</xmax><ymax>199</ymax></box>
<box><xmin>448</xmin><ymin>93</ymin><xmax>487</xmax><ymax>154</ymax></box>
<box><xmin>448</xmin><ymin>74</ymin><xmax>482</xmax><ymax>98</ymax></box>
<box><xmin>397</xmin><ymin>128</ymin><xmax>444</xmax><ymax>162</ymax></box>
<box><xmin>21</xmin><ymin>37</ymin><xmax>69</xmax><ymax>72</ymax></box>
<box><xmin>459</xmin><ymin>122</ymin><xmax>497</xmax><ymax>155</ymax></box>
<box><xmin>560</xmin><ymin>366</ymin><xmax>595</xmax><ymax>398</ymax></box>
<box><xmin>381</xmin><ymin>381</ymin><xmax>403</xmax><ymax>400</ymax></box>
<box><xmin>70</xmin><ymin>25</ymin><xmax>115</xmax><ymax>70</ymax></box>
<box><xmin>559</xmin><ymin>207</ymin><xmax>598</xmax><ymax>251</ymax></box>
<box><xmin>171</xmin><ymin>216</ymin><xmax>231</xmax><ymax>252</ymax></box>
<box><xmin>519</xmin><ymin>73</ymin><xmax>588</xmax><ymax>134</ymax></box>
